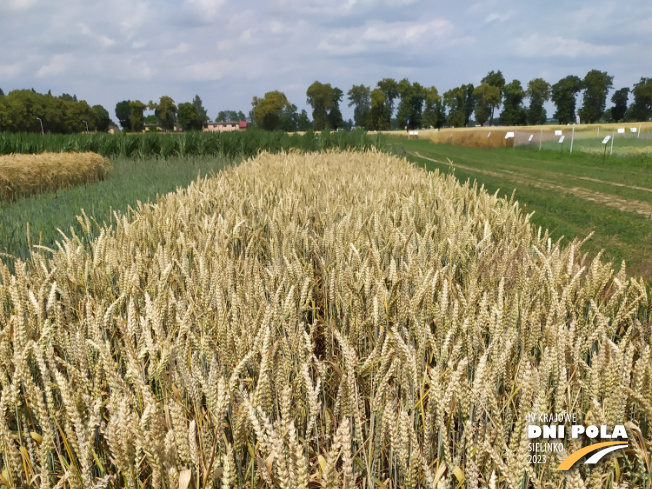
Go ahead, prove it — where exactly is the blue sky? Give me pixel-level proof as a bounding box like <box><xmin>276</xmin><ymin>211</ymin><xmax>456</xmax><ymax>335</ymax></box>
<box><xmin>1</xmin><ymin>0</ymin><xmax>650</xmax><ymax>122</ymax></box>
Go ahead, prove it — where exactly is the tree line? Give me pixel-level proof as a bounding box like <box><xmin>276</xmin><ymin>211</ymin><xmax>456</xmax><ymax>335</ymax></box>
<box><xmin>253</xmin><ymin>71</ymin><xmax>652</xmax><ymax>132</ymax></box>
<box><xmin>1</xmin><ymin>70</ymin><xmax>651</xmax><ymax>134</ymax></box>
<box><xmin>0</xmin><ymin>89</ymin><xmax>112</xmax><ymax>133</ymax></box>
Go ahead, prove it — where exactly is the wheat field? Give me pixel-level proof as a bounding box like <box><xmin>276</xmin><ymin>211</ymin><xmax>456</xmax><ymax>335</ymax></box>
<box><xmin>0</xmin><ymin>150</ymin><xmax>650</xmax><ymax>488</ymax></box>
<box><xmin>0</xmin><ymin>152</ymin><xmax>112</xmax><ymax>202</ymax></box>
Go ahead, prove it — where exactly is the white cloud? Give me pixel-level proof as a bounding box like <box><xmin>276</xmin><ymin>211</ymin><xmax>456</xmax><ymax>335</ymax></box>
<box><xmin>485</xmin><ymin>11</ymin><xmax>514</xmax><ymax>23</ymax></box>
<box><xmin>318</xmin><ymin>18</ymin><xmax>458</xmax><ymax>55</ymax></box>
<box><xmin>5</xmin><ymin>0</ymin><xmax>40</xmax><ymax>11</ymax></box>
<box><xmin>184</xmin><ymin>0</ymin><xmax>225</xmax><ymax>22</ymax></box>
<box><xmin>164</xmin><ymin>43</ymin><xmax>190</xmax><ymax>56</ymax></box>
<box><xmin>0</xmin><ymin>62</ymin><xmax>24</xmax><ymax>78</ymax></box>
<box><xmin>36</xmin><ymin>54</ymin><xmax>75</xmax><ymax>78</ymax></box>
<box><xmin>515</xmin><ymin>34</ymin><xmax>619</xmax><ymax>58</ymax></box>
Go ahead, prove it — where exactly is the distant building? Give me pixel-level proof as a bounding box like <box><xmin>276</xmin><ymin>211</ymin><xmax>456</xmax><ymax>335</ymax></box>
<box><xmin>203</xmin><ymin>120</ymin><xmax>247</xmax><ymax>133</ymax></box>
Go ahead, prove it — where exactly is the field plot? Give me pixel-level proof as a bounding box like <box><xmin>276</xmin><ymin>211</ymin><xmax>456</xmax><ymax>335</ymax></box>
<box><xmin>0</xmin><ymin>150</ymin><xmax>650</xmax><ymax>488</ymax></box>
<box><xmin>0</xmin><ymin>156</ymin><xmax>234</xmax><ymax>264</ymax></box>
<box><xmin>398</xmin><ymin>139</ymin><xmax>652</xmax><ymax>283</ymax></box>
<box><xmin>0</xmin><ymin>152</ymin><xmax>112</xmax><ymax>202</ymax></box>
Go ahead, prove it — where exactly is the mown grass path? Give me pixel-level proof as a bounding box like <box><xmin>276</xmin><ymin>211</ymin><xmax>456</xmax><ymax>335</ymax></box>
<box><xmin>396</xmin><ymin>139</ymin><xmax>652</xmax><ymax>282</ymax></box>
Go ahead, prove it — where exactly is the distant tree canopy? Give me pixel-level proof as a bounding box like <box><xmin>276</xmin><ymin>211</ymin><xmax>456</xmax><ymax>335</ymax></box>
<box><xmin>0</xmin><ymin>89</ymin><xmax>110</xmax><ymax>133</ymax></box>
<box><xmin>552</xmin><ymin>75</ymin><xmax>583</xmax><ymax>125</ymax></box>
<box><xmin>192</xmin><ymin>95</ymin><xmax>209</xmax><ymax>125</ymax></box>
<box><xmin>251</xmin><ymin>91</ymin><xmax>290</xmax><ymax>131</ymax></box>
<box><xmin>480</xmin><ymin>70</ymin><xmax>505</xmax><ymax>125</ymax></box>
<box><xmin>422</xmin><ymin>86</ymin><xmax>442</xmax><ymax>129</ymax></box>
<box><xmin>329</xmin><ymin>87</ymin><xmax>345</xmax><ymax>130</ymax></box>
<box><xmin>369</xmin><ymin>88</ymin><xmax>386</xmax><ymax>131</ymax></box>
<box><xmin>306</xmin><ymin>81</ymin><xmax>333</xmax><ymax>131</ymax></box>
<box><xmin>444</xmin><ymin>84</ymin><xmax>474</xmax><ymax>127</ymax></box>
<box><xmin>526</xmin><ymin>78</ymin><xmax>551</xmax><ymax>126</ymax></box>
<box><xmin>578</xmin><ymin>69</ymin><xmax>613</xmax><ymax>124</ymax></box>
<box><xmin>177</xmin><ymin>102</ymin><xmax>203</xmax><ymax>131</ymax></box>
<box><xmin>115</xmin><ymin>100</ymin><xmax>132</xmax><ymax>131</ymax></box>
<box><xmin>396</xmin><ymin>79</ymin><xmax>426</xmax><ymax>130</ymax></box>
<box><xmin>629</xmin><ymin>78</ymin><xmax>652</xmax><ymax>122</ymax></box>
<box><xmin>216</xmin><ymin>110</ymin><xmax>246</xmax><ymax>123</ymax></box>
<box><xmin>474</xmin><ymin>83</ymin><xmax>501</xmax><ymax>126</ymax></box>
<box><xmin>610</xmin><ymin>88</ymin><xmax>630</xmax><ymax>123</ymax></box>
<box><xmin>347</xmin><ymin>85</ymin><xmax>371</xmax><ymax>129</ymax></box>
<box><xmin>149</xmin><ymin>96</ymin><xmax>177</xmax><ymax>131</ymax></box>
<box><xmin>500</xmin><ymin>80</ymin><xmax>527</xmax><ymax>126</ymax></box>
<box><xmin>2</xmin><ymin>70</ymin><xmax>650</xmax><ymax>136</ymax></box>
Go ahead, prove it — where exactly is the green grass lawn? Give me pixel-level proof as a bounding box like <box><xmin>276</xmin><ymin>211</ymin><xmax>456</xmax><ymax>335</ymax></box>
<box><xmin>0</xmin><ymin>155</ymin><xmax>235</xmax><ymax>265</ymax></box>
<box><xmin>393</xmin><ymin>138</ymin><xmax>652</xmax><ymax>282</ymax></box>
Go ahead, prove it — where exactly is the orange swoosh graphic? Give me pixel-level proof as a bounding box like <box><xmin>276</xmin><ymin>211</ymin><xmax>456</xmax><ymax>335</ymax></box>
<box><xmin>556</xmin><ymin>442</ymin><xmax>627</xmax><ymax>470</ymax></box>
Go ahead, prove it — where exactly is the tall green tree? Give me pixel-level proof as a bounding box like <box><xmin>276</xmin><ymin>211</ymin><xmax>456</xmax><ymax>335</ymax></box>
<box><xmin>192</xmin><ymin>95</ymin><xmax>209</xmax><ymax>124</ymax></box>
<box><xmin>251</xmin><ymin>91</ymin><xmax>290</xmax><ymax>131</ymax></box>
<box><xmin>578</xmin><ymin>70</ymin><xmax>613</xmax><ymax>123</ymax></box>
<box><xmin>129</xmin><ymin>100</ymin><xmax>147</xmax><ymax>132</ymax></box>
<box><xmin>347</xmin><ymin>84</ymin><xmax>371</xmax><ymax>129</ymax></box>
<box><xmin>177</xmin><ymin>102</ymin><xmax>203</xmax><ymax>131</ymax></box>
<box><xmin>480</xmin><ymin>70</ymin><xmax>505</xmax><ymax>124</ymax></box>
<box><xmin>115</xmin><ymin>100</ymin><xmax>132</xmax><ymax>131</ymax></box>
<box><xmin>297</xmin><ymin>110</ymin><xmax>312</xmax><ymax>131</ymax></box>
<box><xmin>149</xmin><ymin>96</ymin><xmax>177</xmax><ymax>131</ymax></box>
<box><xmin>369</xmin><ymin>88</ymin><xmax>386</xmax><ymax>130</ymax></box>
<box><xmin>463</xmin><ymin>84</ymin><xmax>476</xmax><ymax>126</ymax></box>
<box><xmin>329</xmin><ymin>87</ymin><xmax>344</xmax><ymax>130</ymax></box>
<box><xmin>306</xmin><ymin>81</ymin><xmax>333</xmax><ymax>131</ymax></box>
<box><xmin>376</xmin><ymin>78</ymin><xmax>399</xmax><ymax>129</ymax></box>
<box><xmin>443</xmin><ymin>86</ymin><xmax>466</xmax><ymax>128</ymax></box>
<box><xmin>500</xmin><ymin>80</ymin><xmax>527</xmax><ymax>126</ymax></box>
<box><xmin>396</xmin><ymin>79</ymin><xmax>426</xmax><ymax>129</ymax></box>
<box><xmin>473</xmin><ymin>83</ymin><xmax>501</xmax><ymax>126</ymax></box>
<box><xmin>610</xmin><ymin>88</ymin><xmax>630</xmax><ymax>122</ymax></box>
<box><xmin>526</xmin><ymin>78</ymin><xmax>551</xmax><ymax>125</ymax></box>
<box><xmin>551</xmin><ymin>75</ymin><xmax>583</xmax><ymax>124</ymax></box>
<box><xmin>92</xmin><ymin>105</ymin><xmax>112</xmax><ymax>132</ymax></box>
<box><xmin>628</xmin><ymin>78</ymin><xmax>652</xmax><ymax>122</ymax></box>
<box><xmin>279</xmin><ymin>103</ymin><xmax>299</xmax><ymax>132</ymax></box>
<box><xmin>422</xmin><ymin>86</ymin><xmax>442</xmax><ymax>129</ymax></box>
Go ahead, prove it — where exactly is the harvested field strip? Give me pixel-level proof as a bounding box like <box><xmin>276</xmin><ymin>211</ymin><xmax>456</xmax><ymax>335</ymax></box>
<box><xmin>1</xmin><ymin>150</ymin><xmax>650</xmax><ymax>488</ymax></box>
<box><xmin>578</xmin><ymin>176</ymin><xmax>652</xmax><ymax>193</ymax></box>
<box><xmin>0</xmin><ymin>152</ymin><xmax>112</xmax><ymax>201</ymax></box>
<box><xmin>413</xmin><ymin>151</ymin><xmax>652</xmax><ymax>219</ymax></box>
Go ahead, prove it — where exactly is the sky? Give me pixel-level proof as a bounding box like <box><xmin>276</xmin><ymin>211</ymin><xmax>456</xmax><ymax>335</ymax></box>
<box><xmin>1</xmin><ymin>0</ymin><xmax>651</xmax><ymax>123</ymax></box>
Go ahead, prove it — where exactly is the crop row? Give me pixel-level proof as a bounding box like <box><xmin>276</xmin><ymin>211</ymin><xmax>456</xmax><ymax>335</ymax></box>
<box><xmin>0</xmin><ymin>129</ymin><xmax>386</xmax><ymax>158</ymax></box>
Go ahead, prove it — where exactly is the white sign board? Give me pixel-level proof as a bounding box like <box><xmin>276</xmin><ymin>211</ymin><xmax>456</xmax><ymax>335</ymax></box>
<box><xmin>602</xmin><ymin>136</ymin><xmax>611</xmax><ymax>144</ymax></box>
<box><xmin>617</xmin><ymin>128</ymin><xmax>625</xmax><ymax>134</ymax></box>
<box><xmin>555</xmin><ymin>130</ymin><xmax>563</xmax><ymax>136</ymax></box>
<box><xmin>408</xmin><ymin>131</ymin><xmax>414</xmax><ymax>136</ymax></box>
<box><xmin>505</xmin><ymin>131</ymin><xmax>515</xmax><ymax>139</ymax></box>
<box><xmin>559</xmin><ymin>136</ymin><xmax>565</xmax><ymax>143</ymax></box>
<box><xmin>528</xmin><ymin>134</ymin><xmax>534</xmax><ymax>142</ymax></box>
<box><xmin>631</xmin><ymin>128</ymin><xmax>638</xmax><ymax>133</ymax></box>
<box><xmin>414</xmin><ymin>131</ymin><xmax>419</xmax><ymax>136</ymax></box>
